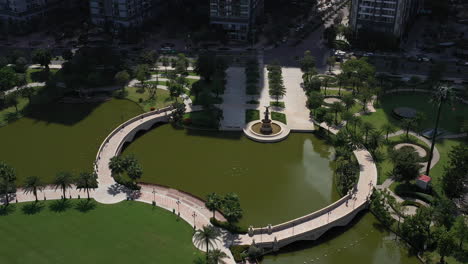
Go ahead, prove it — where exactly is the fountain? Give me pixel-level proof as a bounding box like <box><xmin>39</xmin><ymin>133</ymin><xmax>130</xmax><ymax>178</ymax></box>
<box><xmin>244</xmin><ymin>106</ymin><xmax>290</xmax><ymax>142</ymax></box>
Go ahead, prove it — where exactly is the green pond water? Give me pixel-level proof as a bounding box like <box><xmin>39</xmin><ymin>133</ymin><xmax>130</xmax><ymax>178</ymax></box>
<box><xmin>262</xmin><ymin>212</ymin><xmax>420</xmax><ymax>264</ymax></box>
<box><xmin>122</xmin><ymin>124</ymin><xmax>339</xmax><ymax>226</ymax></box>
<box><xmin>0</xmin><ymin>99</ymin><xmax>143</xmax><ymax>184</ymax></box>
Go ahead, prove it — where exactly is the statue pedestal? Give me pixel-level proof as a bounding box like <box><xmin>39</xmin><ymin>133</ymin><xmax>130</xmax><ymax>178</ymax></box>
<box><xmin>260</xmin><ymin>119</ymin><xmax>273</xmax><ymax>134</ymax></box>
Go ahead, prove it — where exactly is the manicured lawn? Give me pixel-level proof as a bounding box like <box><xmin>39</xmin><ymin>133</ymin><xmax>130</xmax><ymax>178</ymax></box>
<box><xmin>0</xmin><ymin>201</ymin><xmax>199</xmax><ymax>264</ymax></box>
<box><xmin>245</xmin><ymin>109</ymin><xmax>260</xmax><ymax>123</ymax></box>
<box><xmin>270</xmin><ymin>101</ymin><xmax>285</xmax><ymax>108</ymax></box>
<box><xmin>361</xmin><ymin>92</ymin><xmax>468</xmax><ymax>133</ymax></box>
<box><xmin>125</xmin><ymin>86</ymin><xmax>174</xmax><ymax>111</ymax></box>
<box><xmin>0</xmin><ymin>99</ymin><xmax>143</xmax><ymax>185</ymax></box>
<box><xmin>271</xmin><ymin>112</ymin><xmax>287</xmax><ymax>124</ymax></box>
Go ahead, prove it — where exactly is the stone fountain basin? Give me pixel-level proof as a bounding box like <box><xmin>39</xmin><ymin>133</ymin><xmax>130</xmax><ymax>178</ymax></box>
<box><xmin>243</xmin><ymin>121</ymin><xmax>291</xmax><ymax>143</ymax></box>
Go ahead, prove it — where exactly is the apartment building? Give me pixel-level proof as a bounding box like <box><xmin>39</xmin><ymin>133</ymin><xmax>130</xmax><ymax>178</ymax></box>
<box><xmin>89</xmin><ymin>0</ymin><xmax>155</xmax><ymax>30</ymax></box>
<box><xmin>349</xmin><ymin>0</ymin><xmax>420</xmax><ymax>38</ymax></box>
<box><xmin>210</xmin><ymin>0</ymin><xmax>264</xmax><ymax>41</ymax></box>
<box><xmin>0</xmin><ymin>0</ymin><xmax>63</xmax><ymax>22</ymax></box>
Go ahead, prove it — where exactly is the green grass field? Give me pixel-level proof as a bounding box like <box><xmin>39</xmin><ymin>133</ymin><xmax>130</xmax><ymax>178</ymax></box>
<box><xmin>125</xmin><ymin>86</ymin><xmax>174</xmax><ymax>111</ymax></box>
<box><xmin>0</xmin><ymin>99</ymin><xmax>143</xmax><ymax>185</ymax></box>
<box><xmin>0</xmin><ymin>201</ymin><xmax>199</xmax><ymax>264</ymax></box>
<box><xmin>361</xmin><ymin>92</ymin><xmax>467</xmax><ymax>133</ymax></box>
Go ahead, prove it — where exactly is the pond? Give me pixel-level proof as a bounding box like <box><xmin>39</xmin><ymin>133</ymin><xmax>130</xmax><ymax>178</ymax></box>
<box><xmin>122</xmin><ymin>124</ymin><xmax>339</xmax><ymax>226</ymax></box>
<box><xmin>0</xmin><ymin>99</ymin><xmax>143</xmax><ymax>184</ymax></box>
<box><xmin>262</xmin><ymin>212</ymin><xmax>421</xmax><ymax>264</ymax></box>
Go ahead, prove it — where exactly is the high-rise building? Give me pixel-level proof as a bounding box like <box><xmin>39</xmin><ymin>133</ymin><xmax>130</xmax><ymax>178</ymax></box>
<box><xmin>210</xmin><ymin>0</ymin><xmax>264</xmax><ymax>41</ymax></box>
<box><xmin>89</xmin><ymin>0</ymin><xmax>155</xmax><ymax>30</ymax></box>
<box><xmin>349</xmin><ymin>0</ymin><xmax>420</xmax><ymax>39</ymax></box>
<box><xmin>0</xmin><ymin>0</ymin><xmax>63</xmax><ymax>22</ymax></box>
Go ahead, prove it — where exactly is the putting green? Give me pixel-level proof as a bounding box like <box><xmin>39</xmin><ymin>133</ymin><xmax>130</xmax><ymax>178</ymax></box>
<box><xmin>0</xmin><ymin>99</ymin><xmax>143</xmax><ymax>184</ymax></box>
<box><xmin>0</xmin><ymin>201</ymin><xmax>199</xmax><ymax>264</ymax></box>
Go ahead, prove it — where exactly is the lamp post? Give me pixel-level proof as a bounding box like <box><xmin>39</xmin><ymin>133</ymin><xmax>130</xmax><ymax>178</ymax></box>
<box><xmin>192</xmin><ymin>211</ymin><xmax>197</xmax><ymax>229</ymax></box>
<box><xmin>176</xmin><ymin>199</ymin><xmax>181</xmax><ymax>214</ymax></box>
<box><xmin>152</xmin><ymin>188</ymin><xmax>156</xmax><ymax>205</ymax></box>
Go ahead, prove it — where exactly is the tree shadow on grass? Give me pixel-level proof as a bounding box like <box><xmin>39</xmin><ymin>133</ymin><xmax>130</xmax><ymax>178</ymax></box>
<box><xmin>0</xmin><ymin>205</ymin><xmax>15</xmax><ymax>216</ymax></box>
<box><xmin>75</xmin><ymin>199</ymin><xmax>97</xmax><ymax>213</ymax></box>
<box><xmin>49</xmin><ymin>199</ymin><xmax>72</xmax><ymax>212</ymax></box>
<box><xmin>22</xmin><ymin>202</ymin><xmax>45</xmax><ymax>215</ymax></box>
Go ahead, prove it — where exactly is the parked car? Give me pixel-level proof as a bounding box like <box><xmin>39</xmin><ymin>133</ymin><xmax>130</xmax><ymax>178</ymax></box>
<box><xmin>456</xmin><ymin>60</ymin><xmax>468</xmax><ymax>66</ymax></box>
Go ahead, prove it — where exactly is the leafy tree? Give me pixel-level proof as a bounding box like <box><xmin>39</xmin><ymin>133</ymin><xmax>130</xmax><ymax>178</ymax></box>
<box><xmin>324</xmin><ymin>113</ymin><xmax>334</xmax><ymax>134</ymax></box>
<box><xmin>160</xmin><ymin>56</ymin><xmax>170</xmax><ymax>74</ymax></box>
<box><xmin>175</xmin><ymin>53</ymin><xmax>189</xmax><ymax>76</ymax></box>
<box><xmin>433</xmin><ymin>198</ymin><xmax>457</xmax><ymax>228</ymax></box>
<box><xmin>390</xmin><ymin>147</ymin><xmax>423</xmax><ymax>183</ymax></box>
<box><xmin>5</xmin><ymin>92</ymin><xmax>20</xmax><ymax>113</ymax></box>
<box><xmin>221</xmin><ymin>193</ymin><xmax>243</xmax><ymax>225</ymax></box>
<box><xmin>24</xmin><ymin>176</ymin><xmax>44</xmax><ymax>202</ymax></box>
<box><xmin>205</xmin><ymin>192</ymin><xmax>222</xmax><ymax>219</ymax></box>
<box><xmin>441</xmin><ymin>144</ymin><xmax>468</xmax><ymax>199</ymax></box>
<box><xmin>139</xmin><ymin>50</ymin><xmax>158</xmax><ymax>66</ymax></box>
<box><xmin>54</xmin><ymin>171</ymin><xmax>74</xmax><ymax>199</ymax></box>
<box><xmin>76</xmin><ymin>172</ymin><xmax>98</xmax><ymax>199</ymax></box>
<box><xmin>62</xmin><ymin>49</ymin><xmax>73</xmax><ymax>61</ymax></box>
<box><xmin>32</xmin><ymin>49</ymin><xmax>52</xmax><ymax>72</ymax></box>
<box><xmin>450</xmin><ymin>215</ymin><xmax>468</xmax><ymax>250</ymax></box>
<box><xmin>0</xmin><ymin>161</ymin><xmax>16</xmax><ymax>206</ymax></box>
<box><xmin>401</xmin><ymin>209</ymin><xmax>430</xmax><ymax>252</ymax></box>
<box><xmin>145</xmin><ymin>82</ymin><xmax>158</xmax><ymax>100</ymax></box>
<box><xmin>299</xmin><ymin>50</ymin><xmax>315</xmax><ymax>72</ymax></box>
<box><xmin>194</xmin><ymin>226</ymin><xmax>220</xmax><ymax>260</ymax></box>
<box><xmin>14</xmin><ymin>57</ymin><xmax>28</xmax><ymax>73</ymax></box>
<box><xmin>370</xmin><ymin>189</ymin><xmax>394</xmax><ymax>227</ymax></box>
<box><xmin>168</xmin><ymin>81</ymin><xmax>184</xmax><ymax>102</ymax></box>
<box><xmin>0</xmin><ymin>56</ymin><xmax>7</xmax><ymax>68</ymax></box>
<box><xmin>437</xmin><ymin>229</ymin><xmax>456</xmax><ymax>264</ymax></box>
<box><xmin>20</xmin><ymin>86</ymin><xmax>35</xmax><ymax>103</ymax></box>
<box><xmin>208</xmin><ymin>249</ymin><xmax>228</xmax><ymax>264</ymax></box>
<box><xmin>114</xmin><ymin>70</ymin><xmax>130</xmax><ymax>91</ymax></box>
<box><xmin>0</xmin><ymin>66</ymin><xmax>19</xmax><ymax>91</ymax></box>
<box><xmin>170</xmin><ymin>101</ymin><xmax>186</xmax><ymax>127</ymax></box>
<box><xmin>135</xmin><ymin>64</ymin><xmax>151</xmax><ymax>85</ymax></box>
<box><xmin>307</xmin><ymin>92</ymin><xmax>323</xmax><ymax>115</ymax></box>
<box><xmin>195</xmin><ymin>53</ymin><xmax>216</xmax><ymax>81</ymax></box>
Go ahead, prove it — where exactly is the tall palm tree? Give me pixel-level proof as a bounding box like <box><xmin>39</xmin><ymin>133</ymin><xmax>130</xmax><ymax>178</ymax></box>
<box><xmin>205</xmin><ymin>193</ymin><xmax>222</xmax><ymax>219</ymax></box>
<box><xmin>0</xmin><ymin>161</ymin><xmax>16</xmax><ymax>206</ymax></box>
<box><xmin>54</xmin><ymin>172</ymin><xmax>74</xmax><ymax>199</ymax></box>
<box><xmin>208</xmin><ymin>249</ymin><xmax>228</xmax><ymax>264</ymax></box>
<box><xmin>194</xmin><ymin>226</ymin><xmax>220</xmax><ymax>260</ymax></box>
<box><xmin>23</xmin><ymin>176</ymin><xmax>44</xmax><ymax>202</ymax></box>
<box><xmin>342</xmin><ymin>111</ymin><xmax>353</xmax><ymax>129</ymax></box>
<box><xmin>76</xmin><ymin>172</ymin><xmax>98</xmax><ymax>200</ymax></box>
<box><xmin>361</xmin><ymin>121</ymin><xmax>375</xmax><ymax>144</ymax></box>
<box><xmin>330</xmin><ymin>101</ymin><xmax>344</xmax><ymax>125</ymax></box>
<box><xmin>400</xmin><ymin>118</ymin><xmax>416</xmax><ymax>139</ymax></box>
<box><xmin>382</xmin><ymin>123</ymin><xmax>396</xmax><ymax>141</ymax></box>
<box><xmin>426</xmin><ymin>85</ymin><xmax>455</xmax><ymax>175</ymax></box>
<box><xmin>337</xmin><ymin>73</ymin><xmax>347</xmax><ymax>96</ymax></box>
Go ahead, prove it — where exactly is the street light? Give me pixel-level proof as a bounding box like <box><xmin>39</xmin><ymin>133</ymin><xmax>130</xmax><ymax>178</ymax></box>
<box><xmin>152</xmin><ymin>188</ymin><xmax>156</xmax><ymax>206</ymax></box>
<box><xmin>176</xmin><ymin>199</ymin><xmax>181</xmax><ymax>214</ymax></box>
<box><xmin>192</xmin><ymin>211</ymin><xmax>197</xmax><ymax>229</ymax></box>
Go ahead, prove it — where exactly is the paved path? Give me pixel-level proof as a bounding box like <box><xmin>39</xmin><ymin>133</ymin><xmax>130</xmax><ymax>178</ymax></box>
<box><xmin>219</xmin><ymin>67</ymin><xmax>246</xmax><ymax>130</ymax></box>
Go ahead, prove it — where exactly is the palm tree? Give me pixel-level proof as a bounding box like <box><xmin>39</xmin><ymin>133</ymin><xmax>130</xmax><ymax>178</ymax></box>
<box><xmin>426</xmin><ymin>85</ymin><xmax>454</xmax><ymax>175</ymax></box>
<box><xmin>342</xmin><ymin>111</ymin><xmax>353</xmax><ymax>129</ymax></box>
<box><xmin>324</xmin><ymin>113</ymin><xmax>334</xmax><ymax>134</ymax></box>
<box><xmin>337</xmin><ymin>73</ymin><xmax>347</xmax><ymax>96</ymax></box>
<box><xmin>352</xmin><ymin>116</ymin><xmax>362</xmax><ymax>133</ymax></box>
<box><xmin>382</xmin><ymin>123</ymin><xmax>396</xmax><ymax>141</ymax></box>
<box><xmin>76</xmin><ymin>172</ymin><xmax>98</xmax><ymax>199</ymax></box>
<box><xmin>205</xmin><ymin>193</ymin><xmax>222</xmax><ymax>219</ymax></box>
<box><xmin>194</xmin><ymin>226</ymin><xmax>220</xmax><ymax>260</ymax></box>
<box><xmin>208</xmin><ymin>249</ymin><xmax>228</xmax><ymax>264</ymax></box>
<box><xmin>400</xmin><ymin>118</ymin><xmax>416</xmax><ymax>139</ymax></box>
<box><xmin>361</xmin><ymin>121</ymin><xmax>375</xmax><ymax>144</ymax></box>
<box><xmin>330</xmin><ymin>101</ymin><xmax>344</xmax><ymax>125</ymax></box>
<box><xmin>109</xmin><ymin>156</ymin><xmax>125</xmax><ymax>177</ymax></box>
<box><xmin>0</xmin><ymin>161</ymin><xmax>16</xmax><ymax>206</ymax></box>
<box><xmin>342</xmin><ymin>94</ymin><xmax>355</xmax><ymax>111</ymax></box>
<box><xmin>23</xmin><ymin>176</ymin><xmax>44</xmax><ymax>202</ymax></box>
<box><xmin>54</xmin><ymin>172</ymin><xmax>74</xmax><ymax>199</ymax></box>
